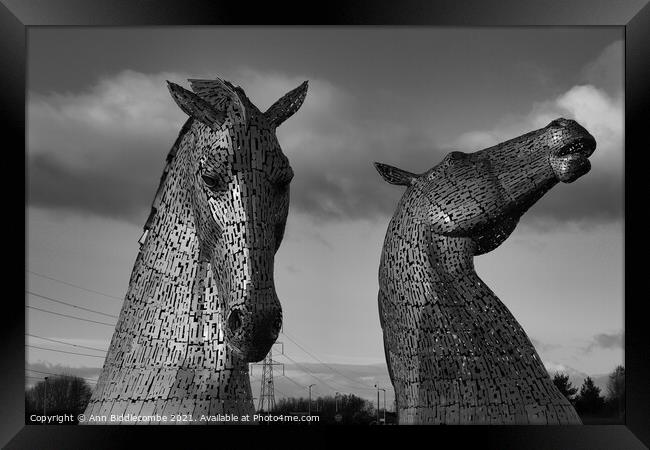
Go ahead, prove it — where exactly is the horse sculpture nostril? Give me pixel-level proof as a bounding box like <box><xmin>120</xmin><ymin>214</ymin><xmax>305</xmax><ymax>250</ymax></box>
<box><xmin>227</xmin><ymin>309</ymin><xmax>243</xmax><ymax>334</ymax></box>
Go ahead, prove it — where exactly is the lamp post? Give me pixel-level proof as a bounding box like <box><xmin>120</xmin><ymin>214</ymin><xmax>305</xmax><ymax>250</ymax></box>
<box><xmin>374</xmin><ymin>384</ymin><xmax>380</xmax><ymax>424</ymax></box>
<box><xmin>379</xmin><ymin>388</ymin><xmax>386</xmax><ymax>424</ymax></box>
<box><xmin>308</xmin><ymin>384</ymin><xmax>315</xmax><ymax>416</ymax></box>
<box><xmin>43</xmin><ymin>377</ymin><xmax>48</xmax><ymax>416</ymax></box>
<box><xmin>335</xmin><ymin>392</ymin><xmax>339</xmax><ymax>413</ymax></box>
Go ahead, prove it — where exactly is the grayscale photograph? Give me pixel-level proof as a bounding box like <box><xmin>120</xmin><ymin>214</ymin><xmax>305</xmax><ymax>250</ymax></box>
<box><xmin>25</xmin><ymin>27</ymin><xmax>624</xmax><ymax>426</ymax></box>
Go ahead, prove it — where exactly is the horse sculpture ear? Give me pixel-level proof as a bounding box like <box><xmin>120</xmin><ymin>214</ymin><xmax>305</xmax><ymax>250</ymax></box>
<box><xmin>188</xmin><ymin>78</ymin><xmax>237</xmax><ymax>110</ymax></box>
<box><xmin>374</xmin><ymin>162</ymin><xmax>419</xmax><ymax>186</ymax></box>
<box><xmin>264</xmin><ymin>81</ymin><xmax>309</xmax><ymax>128</ymax></box>
<box><xmin>167</xmin><ymin>81</ymin><xmax>228</xmax><ymax>131</ymax></box>
<box><xmin>188</xmin><ymin>78</ymin><xmax>247</xmax><ymax>125</ymax></box>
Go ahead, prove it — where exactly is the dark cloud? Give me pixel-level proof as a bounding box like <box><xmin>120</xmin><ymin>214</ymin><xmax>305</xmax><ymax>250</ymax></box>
<box><xmin>584</xmin><ymin>331</ymin><xmax>624</xmax><ymax>353</ymax></box>
<box><xmin>291</xmin><ymin>151</ymin><xmax>622</xmax><ymax>226</ymax></box>
<box><xmin>27</xmin><ymin>135</ymin><xmax>622</xmax><ymax>229</ymax></box>
<box><xmin>519</xmin><ymin>175</ymin><xmax>622</xmax><ymax>228</ymax></box>
<box><xmin>27</xmin><ymin>67</ymin><xmax>622</xmax><ymax>229</ymax></box>
<box><xmin>288</xmin><ymin>138</ymin><xmax>443</xmax><ymax>222</ymax></box>
<box><xmin>28</xmin><ymin>152</ymin><xmax>158</xmax><ymax>225</ymax></box>
<box><xmin>27</xmin><ymin>70</ymin><xmax>188</xmax><ymax>225</ymax></box>
<box><xmin>287</xmin><ymin>119</ymin><xmax>622</xmax><ymax>227</ymax></box>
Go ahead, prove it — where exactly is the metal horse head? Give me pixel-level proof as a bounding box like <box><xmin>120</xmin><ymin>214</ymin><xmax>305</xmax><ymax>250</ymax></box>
<box><xmin>374</xmin><ymin>118</ymin><xmax>595</xmax><ymax>424</ymax></box>
<box><xmin>167</xmin><ymin>78</ymin><xmax>308</xmax><ymax>362</ymax></box>
<box><xmin>375</xmin><ymin>118</ymin><xmax>596</xmax><ymax>255</ymax></box>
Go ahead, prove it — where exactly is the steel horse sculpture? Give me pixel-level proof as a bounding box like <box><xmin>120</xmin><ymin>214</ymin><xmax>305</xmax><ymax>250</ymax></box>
<box><xmin>375</xmin><ymin>118</ymin><xmax>595</xmax><ymax>425</ymax></box>
<box><xmin>84</xmin><ymin>77</ymin><xmax>308</xmax><ymax>423</ymax></box>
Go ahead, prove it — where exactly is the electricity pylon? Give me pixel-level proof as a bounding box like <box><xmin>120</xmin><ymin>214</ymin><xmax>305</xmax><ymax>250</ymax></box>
<box><xmin>258</xmin><ymin>349</ymin><xmax>276</xmax><ymax>412</ymax></box>
<box><xmin>251</xmin><ymin>342</ymin><xmax>284</xmax><ymax>413</ymax></box>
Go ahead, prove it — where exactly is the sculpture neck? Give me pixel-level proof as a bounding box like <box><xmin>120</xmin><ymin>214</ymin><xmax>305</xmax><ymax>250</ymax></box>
<box><xmin>380</xmin><ymin>212</ymin><xmax>479</xmax><ymax>296</ymax></box>
<box><xmin>88</xmin><ymin>142</ymin><xmax>254</xmax><ymax>419</ymax></box>
<box><xmin>379</xmin><ymin>211</ymin><xmax>579</xmax><ymax>425</ymax></box>
<box><xmin>425</xmin><ymin>232</ymin><xmax>477</xmax><ymax>278</ymax></box>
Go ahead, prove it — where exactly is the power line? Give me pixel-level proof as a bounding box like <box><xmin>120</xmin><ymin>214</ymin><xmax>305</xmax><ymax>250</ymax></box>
<box><xmin>26</xmin><ymin>269</ymin><xmax>123</xmax><ymax>301</ymax></box>
<box><xmin>26</xmin><ymin>273</ymin><xmax>377</xmax><ymax>394</ymax></box>
<box><xmin>26</xmin><ymin>305</ymin><xmax>117</xmax><ymax>327</ymax></box>
<box><xmin>271</xmin><ymin>385</ymin><xmax>289</xmax><ymax>398</ymax></box>
<box><xmin>281</xmin><ymin>352</ymin><xmax>365</xmax><ymax>395</ymax></box>
<box><xmin>26</xmin><ymin>368</ymin><xmax>98</xmax><ymax>383</ymax></box>
<box><xmin>281</xmin><ymin>374</ymin><xmax>308</xmax><ymax>390</ymax></box>
<box><xmin>26</xmin><ymin>273</ymin><xmax>371</xmax><ymax>385</ymax></box>
<box><xmin>26</xmin><ymin>344</ymin><xmax>107</xmax><ymax>359</ymax></box>
<box><xmin>27</xmin><ymin>291</ymin><xmax>119</xmax><ymax>319</ymax></box>
<box><xmin>25</xmin><ymin>375</ymin><xmax>98</xmax><ymax>384</ymax></box>
<box><xmin>281</xmin><ymin>330</ymin><xmax>377</xmax><ymax>391</ymax></box>
<box><xmin>26</xmin><ymin>375</ymin><xmax>47</xmax><ymax>381</ymax></box>
<box><xmin>25</xmin><ymin>375</ymin><xmax>97</xmax><ymax>386</ymax></box>
<box><xmin>250</xmin><ymin>374</ymin><xmax>289</xmax><ymax>399</ymax></box>
<box><xmin>26</xmin><ymin>333</ymin><xmax>108</xmax><ymax>353</ymax></box>
<box><xmin>276</xmin><ymin>352</ymin><xmax>338</xmax><ymax>393</ymax></box>
<box><xmin>252</xmin><ymin>371</ymin><xmax>313</xmax><ymax>398</ymax></box>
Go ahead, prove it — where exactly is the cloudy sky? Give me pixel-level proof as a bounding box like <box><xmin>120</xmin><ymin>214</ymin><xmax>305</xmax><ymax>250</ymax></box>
<box><xmin>26</xmin><ymin>27</ymin><xmax>624</xmax><ymax>407</ymax></box>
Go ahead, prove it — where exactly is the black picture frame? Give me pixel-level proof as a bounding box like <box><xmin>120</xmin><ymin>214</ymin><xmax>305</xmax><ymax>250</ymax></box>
<box><xmin>4</xmin><ymin>0</ymin><xmax>648</xmax><ymax>448</ymax></box>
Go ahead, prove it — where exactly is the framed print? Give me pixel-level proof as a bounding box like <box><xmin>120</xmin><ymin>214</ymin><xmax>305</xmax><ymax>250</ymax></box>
<box><xmin>2</xmin><ymin>0</ymin><xmax>648</xmax><ymax>448</ymax></box>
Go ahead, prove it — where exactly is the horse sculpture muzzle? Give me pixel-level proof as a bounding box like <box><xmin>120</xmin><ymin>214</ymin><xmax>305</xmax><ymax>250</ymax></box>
<box><xmin>547</xmin><ymin>119</ymin><xmax>597</xmax><ymax>183</ymax></box>
<box><xmin>225</xmin><ymin>287</ymin><xmax>282</xmax><ymax>362</ymax></box>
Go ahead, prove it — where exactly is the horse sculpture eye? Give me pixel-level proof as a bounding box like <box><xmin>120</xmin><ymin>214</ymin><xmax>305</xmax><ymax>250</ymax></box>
<box><xmin>201</xmin><ymin>174</ymin><xmax>226</xmax><ymax>191</ymax></box>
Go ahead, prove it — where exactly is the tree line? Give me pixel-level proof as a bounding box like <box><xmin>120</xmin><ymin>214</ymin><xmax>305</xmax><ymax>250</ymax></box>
<box><xmin>24</xmin><ymin>365</ymin><xmax>624</xmax><ymax>425</ymax></box>
<box><xmin>25</xmin><ymin>374</ymin><xmax>93</xmax><ymax>424</ymax></box>
<box><xmin>552</xmin><ymin>365</ymin><xmax>625</xmax><ymax>423</ymax></box>
<box><xmin>272</xmin><ymin>393</ymin><xmax>391</xmax><ymax>424</ymax></box>
<box><xmin>24</xmin><ymin>376</ymin><xmax>385</xmax><ymax>425</ymax></box>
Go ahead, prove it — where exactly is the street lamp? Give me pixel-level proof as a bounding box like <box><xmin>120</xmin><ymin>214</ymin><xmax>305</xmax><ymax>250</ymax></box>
<box><xmin>374</xmin><ymin>384</ymin><xmax>380</xmax><ymax>424</ymax></box>
<box><xmin>308</xmin><ymin>384</ymin><xmax>315</xmax><ymax>416</ymax></box>
<box><xmin>43</xmin><ymin>377</ymin><xmax>48</xmax><ymax>416</ymax></box>
<box><xmin>377</xmin><ymin>388</ymin><xmax>386</xmax><ymax>425</ymax></box>
<box><xmin>335</xmin><ymin>392</ymin><xmax>339</xmax><ymax>413</ymax></box>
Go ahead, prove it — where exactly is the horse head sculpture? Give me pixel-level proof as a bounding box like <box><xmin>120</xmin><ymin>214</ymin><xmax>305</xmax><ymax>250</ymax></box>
<box><xmin>84</xmin><ymin>78</ymin><xmax>307</xmax><ymax>423</ymax></box>
<box><xmin>168</xmin><ymin>79</ymin><xmax>307</xmax><ymax>362</ymax></box>
<box><xmin>375</xmin><ymin>118</ymin><xmax>595</xmax><ymax>424</ymax></box>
